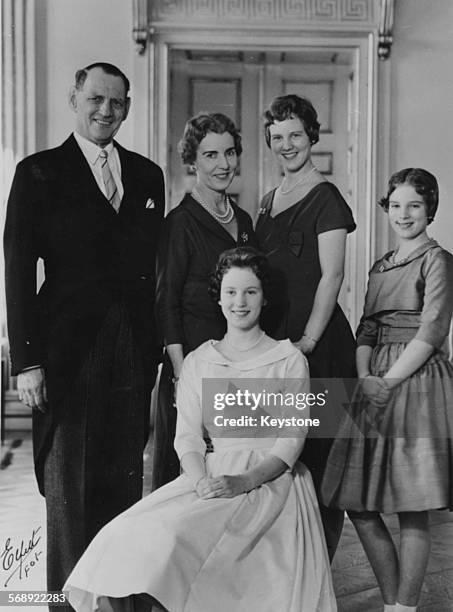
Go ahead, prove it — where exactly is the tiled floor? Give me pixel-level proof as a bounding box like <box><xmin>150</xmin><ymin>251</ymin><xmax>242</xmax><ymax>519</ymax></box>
<box><xmin>1</xmin><ymin>433</ymin><xmax>452</xmax><ymax>611</ymax></box>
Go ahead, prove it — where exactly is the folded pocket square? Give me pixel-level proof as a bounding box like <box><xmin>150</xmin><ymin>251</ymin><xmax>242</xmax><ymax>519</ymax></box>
<box><xmin>145</xmin><ymin>198</ymin><xmax>155</xmax><ymax>209</ymax></box>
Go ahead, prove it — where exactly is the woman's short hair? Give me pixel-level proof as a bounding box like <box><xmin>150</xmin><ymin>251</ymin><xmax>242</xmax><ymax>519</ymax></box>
<box><xmin>209</xmin><ymin>247</ymin><xmax>270</xmax><ymax>302</ymax></box>
<box><xmin>379</xmin><ymin>168</ymin><xmax>439</xmax><ymax>224</ymax></box>
<box><xmin>178</xmin><ymin>112</ymin><xmax>242</xmax><ymax>165</ymax></box>
<box><xmin>263</xmin><ymin>94</ymin><xmax>320</xmax><ymax>148</ymax></box>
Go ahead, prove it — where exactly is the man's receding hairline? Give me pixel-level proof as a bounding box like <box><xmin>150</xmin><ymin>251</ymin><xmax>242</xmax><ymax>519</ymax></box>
<box><xmin>75</xmin><ymin>63</ymin><xmax>130</xmax><ymax>96</ymax></box>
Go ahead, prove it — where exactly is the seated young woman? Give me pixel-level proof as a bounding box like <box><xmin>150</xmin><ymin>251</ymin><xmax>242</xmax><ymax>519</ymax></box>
<box><xmin>64</xmin><ymin>247</ymin><xmax>337</xmax><ymax>612</ymax></box>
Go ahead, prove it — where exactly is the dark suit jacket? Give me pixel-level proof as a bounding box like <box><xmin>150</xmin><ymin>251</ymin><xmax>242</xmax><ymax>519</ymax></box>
<box><xmin>4</xmin><ymin>135</ymin><xmax>165</xmax><ymax>480</ymax></box>
<box><xmin>156</xmin><ymin>194</ymin><xmax>257</xmax><ymax>353</ymax></box>
<box><xmin>4</xmin><ymin>134</ymin><xmax>164</xmax><ymax>395</ymax></box>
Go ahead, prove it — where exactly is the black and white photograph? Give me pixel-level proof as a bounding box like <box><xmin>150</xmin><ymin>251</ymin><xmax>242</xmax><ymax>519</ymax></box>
<box><xmin>1</xmin><ymin>1</ymin><xmax>453</xmax><ymax>611</ymax></box>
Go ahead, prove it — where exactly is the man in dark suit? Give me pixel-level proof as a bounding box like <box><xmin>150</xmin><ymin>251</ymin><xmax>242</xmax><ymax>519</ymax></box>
<box><xmin>4</xmin><ymin>62</ymin><xmax>164</xmax><ymax>602</ymax></box>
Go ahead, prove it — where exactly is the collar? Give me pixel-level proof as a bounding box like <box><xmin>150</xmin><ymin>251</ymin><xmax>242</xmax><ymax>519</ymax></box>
<box><xmin>198</xmin><ymin>338</ymin><xmax>298</xmax><ymax>370</ymax></box>
<box><xmin>377</xmin><ymin>238</ymin><xmax>438</xmax><ymax>272</ymax></box>
<box><xmin>73</xmin><ymin>131</ymin><xmax>115</xmax><ymax>166</ymax></box>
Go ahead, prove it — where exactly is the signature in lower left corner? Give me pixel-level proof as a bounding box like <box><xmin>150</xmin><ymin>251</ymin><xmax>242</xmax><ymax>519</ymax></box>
<box><xmin>0</xmin><ymin>526</ymin><xmax>43</xmax><ymax>587</ymax></box>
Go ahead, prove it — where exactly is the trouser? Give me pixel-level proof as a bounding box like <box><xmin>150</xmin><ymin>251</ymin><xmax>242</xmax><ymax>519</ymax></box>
<box><xmin>42</xmin><ymin>304</ymin><xmax>155</xmax><ymax>609</ymax></box>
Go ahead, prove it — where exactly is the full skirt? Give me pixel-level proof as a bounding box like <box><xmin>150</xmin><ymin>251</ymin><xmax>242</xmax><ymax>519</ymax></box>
<box><xmin>66</xmin><ymin>448</ymin><xmax>337</xmax><ymax>612</ymax></box>
<box><xmin>321</xmin><ymin>342</ymin><xmax>453</xmax><ymax>513</ymax></box>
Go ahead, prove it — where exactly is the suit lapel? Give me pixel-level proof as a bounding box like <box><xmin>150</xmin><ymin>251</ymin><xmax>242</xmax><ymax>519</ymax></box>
<box><xmin>59</xmin><ymin>135</ymin><xmax>96</xmax><ymax>193</ymax></box>
<box><xmin>115</xmin><ymin>142</ymin><xmax>131</xmax><ymax>200</ymax></box>
<box><xmin>115</xmin><ymin>142</ymin><xmax>145</xmax><ymax>216</ymax></box>
<box><xmin>59</xmin><ymin>135</ymin><xmax>120</xmax><ymax>216</ymax></box>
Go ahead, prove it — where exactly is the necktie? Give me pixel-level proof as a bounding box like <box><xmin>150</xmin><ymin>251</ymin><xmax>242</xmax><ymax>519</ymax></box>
<box><xmin>99</xmin><ymin>149</ymin><xmax>121</xmax><ymax>212</ymax></box>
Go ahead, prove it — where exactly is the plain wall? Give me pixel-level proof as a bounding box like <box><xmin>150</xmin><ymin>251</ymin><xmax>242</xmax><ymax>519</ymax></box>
<box><xmin>38</xmin><ymin>0</ymin><xmax>135</xmax><ymax>150</ymax></box>
<box><xmin>390</xmin><ymin>0</ymin><xmax>453</xmax><ymax>252</ymax></box>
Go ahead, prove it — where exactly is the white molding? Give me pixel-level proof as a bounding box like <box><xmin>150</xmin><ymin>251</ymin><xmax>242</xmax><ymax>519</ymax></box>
<box><xmin>1</xmin><ymin>0</ymin><xmax>37</xmax><ymax>394</ymax></box>
<box><xmin>132</xmin><ymin>0</ymin><xmax>149</xmax><ymax>54</ymax></box>
<box><xmin>1</xmin><ymin>0</ymin><xmax>36</xmax><ymax>169</ymax></box>
<box><xmin>150</xmin><ymin>0</ymin><xmax>378</xmax><ymax>29</ymax></box>
<box><xmin>154</xmin><ymin>41</ymin><xmax>170</xmax><ymax>173</ymax></box>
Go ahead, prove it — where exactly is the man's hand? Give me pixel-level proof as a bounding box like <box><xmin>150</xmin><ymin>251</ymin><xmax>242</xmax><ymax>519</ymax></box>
<box><xmin>17</xmin><ymin>368</ymin><xmax>47</xmax><ymax>413</ymax></box>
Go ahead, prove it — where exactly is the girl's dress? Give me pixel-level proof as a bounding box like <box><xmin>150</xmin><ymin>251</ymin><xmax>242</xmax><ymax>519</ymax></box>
<box><xmin>321</xmin><ymin>240</ymin><xmax>453</xmax><ymax>513</ymax></box>
<box><xmin>65</xmin><ymin>340</ymin><xmax>337</xmax><ymax>612</ymax></box>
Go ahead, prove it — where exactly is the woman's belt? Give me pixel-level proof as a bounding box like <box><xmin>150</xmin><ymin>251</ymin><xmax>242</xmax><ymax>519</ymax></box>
<box><xmin>377</xmin><ymin>326</ymin><xmax>418</xmax><ymax>344</ymax></box>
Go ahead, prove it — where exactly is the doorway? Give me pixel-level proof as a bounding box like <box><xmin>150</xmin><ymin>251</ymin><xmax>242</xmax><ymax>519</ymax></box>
<box><xmin>167</xmin><ymin>48</ymin><xmax>358</xmax><ymax>320</ymax></box>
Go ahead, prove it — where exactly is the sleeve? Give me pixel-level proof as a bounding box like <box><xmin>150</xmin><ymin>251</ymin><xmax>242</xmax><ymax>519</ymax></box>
<box><xmin>156</xmin><ymin>211</ymin><xmax>193</xmax><ymax>346</ymax></box>
<box><xmin>3</xmin><ymin>159</ymin><xmax>43</xmax><ymax>374</ymax></box>
<box><xmin>174</xmin><ymin>352</ymin><xmax>207</xmax><ymax>460</ymax></box>
<box><xmin>269</xmin><ymin>349</ymin><xmax>310</xmax><ymax>469</ymax></box>
<box><xmin>356</xmin><ymin>316</ymin><xmax>379</xmax><ymax>348</ymax></box>
<box><xmin>314</xmin><ymin>184</ymin><xmax>356</xmax><ymax>235</ymax></box>
<box><xmin>415</xmin><ymin>249</ymin><xmax>453</xmax><ymax>348</ymax></box>
<box><xmin>355</xmin><ymin>267</ymin><xmax>379</xmax><ymax>347</ymax></box>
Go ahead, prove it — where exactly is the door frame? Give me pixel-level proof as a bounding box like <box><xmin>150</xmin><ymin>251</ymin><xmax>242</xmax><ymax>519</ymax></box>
<box><xmin>138</xmin><ymin>27</ymin><xmax>390</xmax><ymax>330</ymax></box>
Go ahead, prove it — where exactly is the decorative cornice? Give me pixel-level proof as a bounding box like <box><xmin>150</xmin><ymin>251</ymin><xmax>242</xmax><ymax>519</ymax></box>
<box><xmin>139</xmin><ymin>0</ymin><xmax>394</xmax><ymax>60</ymax></box>
<box><xmin>149</xmin><ymin>0</ymin><xmax>376</xmax><ymax>27</ymax></box>
<box><xmin>132</xmin><ymin>0</ymin><xmax>149</xmax><ymax>55</ymax></box>
<box><xmin>378</xmin><ymin>0</ymin><xmax>394</xmax><ymax>60</ymax></box>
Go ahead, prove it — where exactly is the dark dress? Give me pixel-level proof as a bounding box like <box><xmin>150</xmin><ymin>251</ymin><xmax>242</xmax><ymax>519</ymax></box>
<box><xmin>255</xmin><ymin>182</ymin><xmax>357</xmax><ymax>488</ymax></box>
<box><xmin>153</xmin><ymin>194</ymin><xmax>256</xmax><ymax>489</ymax></box>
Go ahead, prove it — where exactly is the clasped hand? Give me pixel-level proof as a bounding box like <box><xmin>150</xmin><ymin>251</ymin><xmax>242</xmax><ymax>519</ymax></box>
<box><xmin>361</xmin><ymin>375</ymin><xmax>392</xmax><ymax>408</ymax></box>
<box><xmin>195</xmin><ymin>474</ymin><xmax>250</xmax><ymax>499</ymax></box>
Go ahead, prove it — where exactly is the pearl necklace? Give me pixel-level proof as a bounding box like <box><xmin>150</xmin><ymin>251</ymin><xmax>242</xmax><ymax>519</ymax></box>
<box><xmin>224</xmin><ymin>331</ymin><xmax>266</xmax><ymax>352</ymax></box>
<box><xmin>279</xmin><ymin>167</ymin><xmax>317</xmax><ymax>195</ymax></box>
<box><xmin>192</xmin><ymin>188</ymin><xmax>234</xmax><ymax>225</ymax></box>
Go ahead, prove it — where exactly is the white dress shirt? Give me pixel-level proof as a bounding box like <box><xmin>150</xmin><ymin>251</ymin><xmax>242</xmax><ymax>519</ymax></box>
<box><xmin>73</xmin><ymin>131</ymin><xmax>124</xmax><ymax>200</ymax></box>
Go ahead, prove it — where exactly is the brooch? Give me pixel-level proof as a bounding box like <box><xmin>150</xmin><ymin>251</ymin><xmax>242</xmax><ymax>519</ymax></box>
<box><xmin>241</xmin><ymin>232</ymin><xmax>248</xmax><ymax>243</ymax></box>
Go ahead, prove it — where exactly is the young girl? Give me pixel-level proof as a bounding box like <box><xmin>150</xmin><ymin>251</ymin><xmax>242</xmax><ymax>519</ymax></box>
<box><xmin>321</xmin><ymin>168</ymin><xmax>453</xmax><ymax>611</ymax></box>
